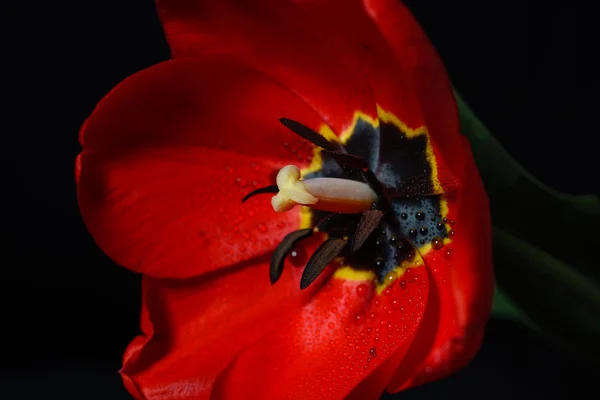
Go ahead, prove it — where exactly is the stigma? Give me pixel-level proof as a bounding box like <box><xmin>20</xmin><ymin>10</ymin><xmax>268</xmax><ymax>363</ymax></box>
<box><xmin>271</xmin><ymin>165</ymin><xmax>377</xmax><ymax>214</ymax></box>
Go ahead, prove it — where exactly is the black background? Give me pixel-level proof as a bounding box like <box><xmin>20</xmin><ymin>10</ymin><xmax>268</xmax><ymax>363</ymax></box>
<box><xmin>3</xmin><ymin>1</ymin><xmax>597</xmax><ymax>399</ymax></box>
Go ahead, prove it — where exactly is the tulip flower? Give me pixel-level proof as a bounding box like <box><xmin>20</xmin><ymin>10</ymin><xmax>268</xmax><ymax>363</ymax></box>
<box><xmin>76</xmin><ymin>1</ymin><xmax>494</xmax><ymax>398</ymax></box>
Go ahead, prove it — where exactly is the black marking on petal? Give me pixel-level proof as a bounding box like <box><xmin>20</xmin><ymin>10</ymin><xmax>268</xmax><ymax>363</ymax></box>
<box><xmin>376</xmin><ymin>121</ymin><xmax>438</xmax><ymax>197</ymax></box>
<box><xmin>270</xmin><ymin>228</ymin><xmax>313</xmax><ymax>284</ymax></box>
<box><xmin>320</xmin><ymin>149</ymin><xmax>368</xmax><ymax>169</ymax></box>
<box><xmin>352</xmin><ymin>210</ymin><xmax>384</xmax><ymax>252</ymax></box>
<box><xmin>361</xmin><ymin>168</ymin><xmax>385</xmax><ymax>197</ymax></box>
<box><xmin>343</xmin><ymin>118</ymin><xmax>380</xmax><ymax>171</ymax></box>
<box><xmin>279</xmin><ymin>118</ymin><xmax>336</xmax><ymax>151</ymax></box>
<box><xmin>392</xmin><ymin>196</ymin><xmax>448</xmax><ymax>248</ymax></box>
<box><xmin>300</xmin><ymin>238</ymin><xmax>347</xmax><ymax>289</ymax></box>
<box><xmin>241</xmin><ymin>185</ymin><xmax>279</xmax><ymax>203</ymax></box>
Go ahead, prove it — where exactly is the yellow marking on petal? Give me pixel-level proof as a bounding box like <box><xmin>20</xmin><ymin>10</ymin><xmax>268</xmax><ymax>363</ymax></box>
<box><xmin>417</xmin><ymin>236</ymin><xmax>453</xmax><ymax>255</ymax></box>
<box><xmin>333</xmin><ymin>266</ymin><xmax>376</xmax><ymax>282</ymax></box>
<box><xmin>296</xmin><ymin>107</ymin><xmax>453</xmax><ymax>279</ymax></box>
<box><xmin>331</xmin><ymin>254</ymin><xmax>426</xmax><ymax>295</ymax></box>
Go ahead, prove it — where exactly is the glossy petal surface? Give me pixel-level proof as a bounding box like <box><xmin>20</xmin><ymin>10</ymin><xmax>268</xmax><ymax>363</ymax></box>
<box><xmin>77</xmin><ymin>0</ymin><xmax>495</xmax><ymax>397</ymax></box>
<box><xmin>387</xmin><ymin>140</ymin><xmax>493</xmax><ymax>391</ymax></box>
<box><xmin>211</xmin><ymin>265</ymin><xmax>429</xmax><ymax>400</ymax></box>
<box><xmin>78</xmin><ymin>58</ymin><xmax>327</xmax><ymax>278</ymax></box>
<box><xmin>121</xmin><ymin>252</ymin><xmax>319</xmax><ymax>399</ymax></box>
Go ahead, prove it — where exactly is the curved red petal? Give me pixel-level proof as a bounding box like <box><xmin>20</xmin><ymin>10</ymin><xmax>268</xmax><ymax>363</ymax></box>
<box><xmin>155</xmin><ymin>0</ymin><xmax>378</xmax><ymax>134</ymax></box>
<box><xmin>78</xmin><ymin>57</ymin><xmax>328</xmax><ymax>278</ymax></box>
<box><xmin>120</xmin><ymin>255</ymin><xmax>317</xmax><ymax>400</ymax></box>
<box><xmin>387</xmin><ymin>141</ymin><xmax>494</xmax><ymax>392</ymax></box>
<box><xmin>361</xmin><ymin>0</ymin><xmax>468</xmax><ymax>184</ymax></box>
<box><xmin>210</xmin><ymin>264</ymin><xmax>429</xmax><ymax>400</ymax></box>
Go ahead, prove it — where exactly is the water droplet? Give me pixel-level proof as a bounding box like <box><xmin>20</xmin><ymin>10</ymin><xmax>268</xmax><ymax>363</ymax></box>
<box><xmin>432</xmin><ymin>236</ymin><xmax>444</xmax><ymax>250</ymax></box>
<box><xmin>444</xmin><ymin>248</ymin><xmax>453</xmax><ymax>260</ymax></box>
<box><xmin>384</xmin><ymin>270</ymin><xmax>398</xmax><ymax>285</ymax></box>
<box><xmin>250</xmin><ymin>162</ymin><xmax>260</xmax><ymax>171</ymax></box>
<box><xmin>224</xmin><ymin>165</ymin><xmax>233</xmax><ymax>172</ymax></box>
<box><xmin>328</xmin><ymin>322</ymin><xmax>335</xmax><ymax>329</ymax></box>
<box><xmin>448</xmin><ymin>229</ymin><xmax>455</xmax><ymax>237</ymax></box>
<box><xmin>356</xmin><ymin>284</ymin><xmax>368</xmax><ymax>298</ymax></box>
<box><xmin>235</xmin><ymin>177</ymin><xmax>247</xmax><ymax>187</ymax></box>
<box><xmin>370</xmin><ymin>347</ymin><xmax>377</xmax><ymax>357</ymax></box>
<box><xmin>290</xmin><ymin>246</ymin><xmax>307</xmax><ymax>266</ymax></box>
<box><xmin>257</xmin><ymin>223</ymin><xmax>268</xmax><ymax>233</ymax></box>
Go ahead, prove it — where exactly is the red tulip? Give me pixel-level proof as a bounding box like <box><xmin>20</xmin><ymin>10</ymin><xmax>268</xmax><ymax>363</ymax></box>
<box><xmin>76</xmin><ymin>0</ymin><xmax>494</xmax><ymax>399</ymax></box>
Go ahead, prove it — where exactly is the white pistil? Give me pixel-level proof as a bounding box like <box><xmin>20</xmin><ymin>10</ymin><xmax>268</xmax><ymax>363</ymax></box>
<box><xmin>271</xmin><ymin>165</ymin><xmax>377</xmax><ymax>214</ymax></box>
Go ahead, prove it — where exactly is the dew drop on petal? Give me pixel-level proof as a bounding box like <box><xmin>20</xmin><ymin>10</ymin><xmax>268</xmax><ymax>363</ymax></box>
<box><xmin>257</xmin><ymin>223</ymin><xmax>268</xmax><ymax>233</ymax></box>
<box><xmin>432</xmin><ymin>236</ymin><xmax>444</xmax><ymax>250</ymax></box>
<box><xmin>356</xmin><ymin>284</ymin><xmax>368</xmax><ymax>298</ymax></box>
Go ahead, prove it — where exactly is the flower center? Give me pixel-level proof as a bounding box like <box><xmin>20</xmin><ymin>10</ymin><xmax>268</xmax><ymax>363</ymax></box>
<box><xmin>243</xmin><ymin>116</ymin><xmax>451</xmax><ymax>290</ymax></box>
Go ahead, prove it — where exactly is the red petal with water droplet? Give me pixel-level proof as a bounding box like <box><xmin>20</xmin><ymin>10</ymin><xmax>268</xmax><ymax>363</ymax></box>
<box><xmin>120</xmin><ymin>257</ymin><xmax>318</xmax><ymax>399</ymax></box>
<box><xmin>209</xmin><ymin>266</ymin><xmax>429</xmax><ymax>399</ymax></box>
<box><xmin>387</xmin><ymin>141</ymin><xmax>494</xmax><ymax>392</ymax></box>
<box><xmin>361</xmin><ymin>0</ymin><xmax>467</xmax><ymax>188</ymax></box>
<box><xmin>77</xmin><ymin>57</ymin><xmax>326</xmax><ymax>278</ymax></box>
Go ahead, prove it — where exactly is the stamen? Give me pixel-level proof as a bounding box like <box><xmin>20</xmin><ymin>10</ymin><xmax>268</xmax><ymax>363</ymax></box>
<box><xmin>271</xmin><ymin>165</ymin><xmax>318</xmax><ymax>212</ymax></box>
<box><xmin>241</xmin><ymin>185</ymin><xmax>279</xmax><ymax>203</ymax></box>
<box><xmin>300</xmin><ymin>237</ymin><xmax>348</xmax><ymax>289</ymax></box>
<box><xmin>351</xmin><ymin>210</ymin><xmax>384</xmax><ymax>252</ymax></box>
<box><xmin>270</xmin><ymin>228</ymin><xmax>314</xmax><ymax>284</ymax></box>
<box><xmin>271</xmin><ymin>165</ymin><xmax>377</xmax><ymax>214</ymax></box>
<box><xmin>320</xmin><ymin>149</ymin><xmax>368</xmax><ymax>169</ymax></box>
<box><xmin>279</xmin><ymin>118</ymin><xmax>336</xmax><ymax>151</ymax></box>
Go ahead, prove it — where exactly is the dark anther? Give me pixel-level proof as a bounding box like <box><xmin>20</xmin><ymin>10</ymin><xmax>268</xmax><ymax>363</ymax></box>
<box><xmin>419</xmin><ymin>227</ymin><xmax>428</xmax><ymax>235</ymax></box>
<box><xmin>390</xmin><ymin>236</ymin><xmax>398</xmax><ymax>244</ymax></box>
<box><xmin>242</xmin><ymin>185</ymin><xmax>279</xmax><ymax>203</ymax></box>
<box><xmin>374</xmin><ymin>258</ymin><xmax>384</xmax><ymax>268</ymax></box>
<box><xmin>436</xmin><ymin>222</ymin><xmax>445</xmax><ymax>230</ymax></box>
<box><xmin>351</xmin><ymin>210</ymin><xmax>384</xmax><ymax>251</ymax></box>
<box><xmin>400</xmin><ymin>213</ymin><xmax>408</xmax><ymax>220</ymax></box>
<box><xmin>416</xmin><ymin>211</ymin><xmax>425</xmax><ymax>220</ymax></box>
<box><xmin>279</xmin><ymin>118</ymin><xmax>336</xmax><ymax>151</ymax></box>
<box><xmin>270</xmin><ymin>228</ymin><xmax>314</xmax><ymax>284</ymax></box>
<box><xmin>300</xmin><ymin>238</ymin><xmax>348</xmax><ymax>289</ymax></box>
<box><xmin>360</xmin><ymin>168</ymin><xmax>385</xmax><ymax>197</ymax></box>
<box><xmin>321</xmin><ymin>149</ymin><xmax>368</xmax><ymax>169</ymax></box>
<box><xmin>408</xmin><ymin>228</ymin><xmax>417</xmax><ymax>237</ymax></box>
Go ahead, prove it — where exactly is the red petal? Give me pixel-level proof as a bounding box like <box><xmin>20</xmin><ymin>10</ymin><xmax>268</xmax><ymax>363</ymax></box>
<box><xmin>210</xmin><ymin>265</ymin><xmax>429</xmax><ymax>399</ymax></box>
<box><xmin>361</xmin><ymin>0</ymin><xmax>468</xmax><ymax>185</ymax></box>
<box><xmin>155</xmin><ymin>0</ymin><xmax>378</xmax><ymax>134</ymax></box>
<box><xmin>387</xmin><ymin>141</ymin><xmax>494</xmax><ymax>392</ymax></box>
<box><xmin>77</xmin><ymin>57</ymin><xmax>328</xmax><ymax>278</ymax></box>
<box><xmin>120</xmin><ymin>255</ymin><xmax>317</xmax><ymax>400</ymax></box>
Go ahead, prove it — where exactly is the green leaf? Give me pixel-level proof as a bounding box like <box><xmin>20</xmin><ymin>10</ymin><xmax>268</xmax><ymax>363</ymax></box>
<box><xmin>491</xmin><ymin>284</ymin><xmax>539</xmax><ymax>331</ymax></box>
<box><xmin>492</xmin><ymin>226</ymin><xmax>600</xmax><ymax>362</ymax></box>
<box><xmin>454</xmin><ymin>90</ymin><xmax>600</xmax><ymax>280</ymax></box>
<box><xmin>456</xmin><ymin>90</ymin><xmax>600</xmax><ymax>362</ymax></box>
